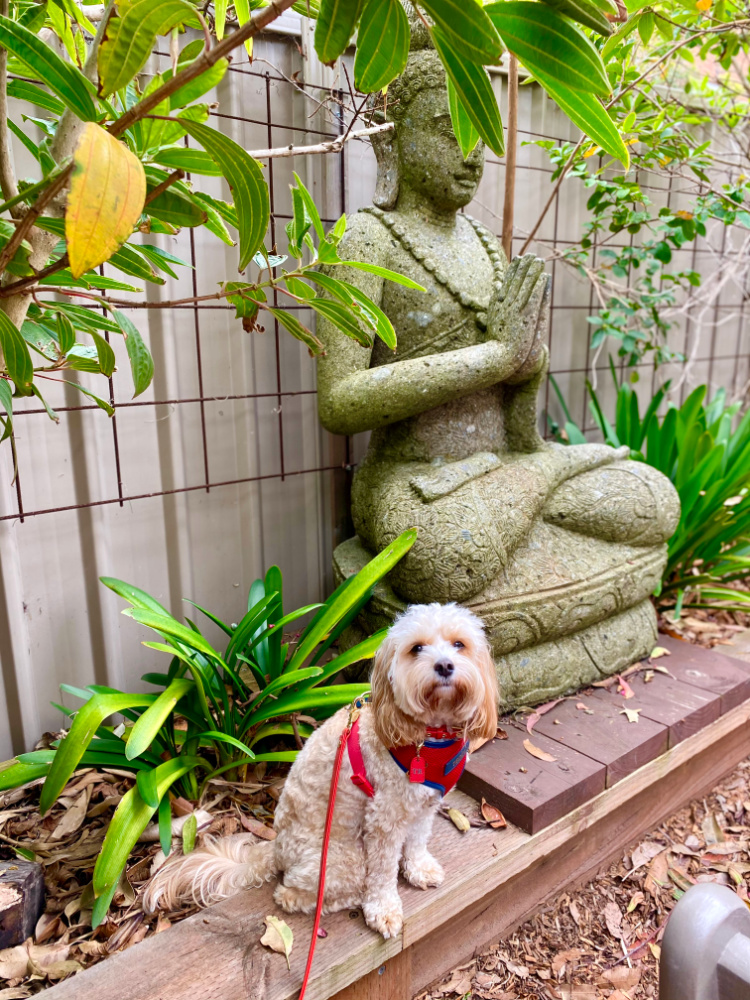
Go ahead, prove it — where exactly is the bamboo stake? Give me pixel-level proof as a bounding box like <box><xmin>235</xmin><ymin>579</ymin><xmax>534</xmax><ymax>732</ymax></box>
<box><xmin>502</xmin><ymin>55</ymin><xmax>518</xmax><ymax>262</ymax></box>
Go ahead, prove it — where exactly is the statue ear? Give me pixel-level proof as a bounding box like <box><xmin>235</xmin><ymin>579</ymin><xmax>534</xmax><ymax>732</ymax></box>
<box><xmin>371</xmin><ymin>119</ymin><xmax>399</xmax><ymax>210</ymax></box>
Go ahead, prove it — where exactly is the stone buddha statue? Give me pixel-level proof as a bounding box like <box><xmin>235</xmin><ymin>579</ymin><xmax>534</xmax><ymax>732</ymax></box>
<box><xmin>316</xmin><ymin>27</ymin><xmax>680</xmax><ymax>707</ymax></box>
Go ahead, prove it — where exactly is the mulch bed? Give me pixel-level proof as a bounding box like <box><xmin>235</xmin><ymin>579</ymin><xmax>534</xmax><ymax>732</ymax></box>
<box><xmin>1</xmin><ymin>602</ymin><xmax>749</xmax><ymax>997</ymax></box>
<box><xmin>419</xmin><ymin>759</ymin><xmax>750</xmax><ymax>1000</ymax></box>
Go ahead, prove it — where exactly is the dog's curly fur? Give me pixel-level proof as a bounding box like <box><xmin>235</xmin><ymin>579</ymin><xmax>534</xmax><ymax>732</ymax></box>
<box><xmin>142</xmin><ymin>602</ymin><xmax>498</xmax><ymax>939</ymax></box>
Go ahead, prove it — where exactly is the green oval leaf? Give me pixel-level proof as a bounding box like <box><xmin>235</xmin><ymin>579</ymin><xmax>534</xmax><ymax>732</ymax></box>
<box><xmin>431</xmin><ymin>27</ymin><xmax>505</xmax><ymax>158</ymax></box>
<box><xmin>151</xmin><ymin>148</ymin><xmax>223</xmax><ymax>176</ymax></box>
<box><xmin>447</xmin><ymin>75</ymin><xmax>480</xmax><ymax>160</ymax></box>
<box><xmin>538</xmin><ymin>0</ymin><xmax>614</xmax><ymax>36</ymax></box>
<box><xmin>532</xmin><ymin>70</ymin><xmax>629</xmax><ymax>167</ymax></box>
<box><xmin>98</xmin><ymin>0</ymin><xmax>199</xmax><ymax>97</ymax></box>
<box><xmin>422</xmin><ymin>0</ymin><xmax>503</xmax><ymax>65</ymax></box>
<box><xmin>485</xmin><ymin>1</ymin><xmax>611</xmax><ymax>96</ymax></box>
<box><xmin>0</xmin><ymin>15</ymin><xmax>98</xmax><ymax>120</ymax></box>
<box><xmin>314</xmin><ymin>0</ymin><xmax>364</xmax><ymax>65</ymax></box>
<box><xmin>180</xmin><ymin>121</ymin><xmax>269</xmax><ymax>271</ymax></box>
<box><xmin>354</xmin><ymin>0</ymin><xmax>409</xmax><ymax>93</ymax></box>
<box><xmin>113</xmin><ymin>309</ymin><xmax>154</xmax><ymax>398</ymax></box>
<box><xmin>0</xmin><ymin>312</ymin><xmax>33</xmax><ymax>395</ymax></box>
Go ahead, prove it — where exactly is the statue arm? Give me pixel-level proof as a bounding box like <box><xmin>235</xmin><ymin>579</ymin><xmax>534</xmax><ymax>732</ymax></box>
<box><xmin>316</xmin><ymin>214</ymin><xmax>525</xmax><ymax>437</ymax></box>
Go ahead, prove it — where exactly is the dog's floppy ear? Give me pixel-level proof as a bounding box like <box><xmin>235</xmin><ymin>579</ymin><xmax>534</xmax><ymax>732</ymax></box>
<box><xmin>370</xmin><ymin>631</ymin><xmax>425</xmax><ymax>748</ymax></box>
<box><xmin>468</xmin><ymin>637</ymin><xmax>499</xmax><ymax>743</ymax></box>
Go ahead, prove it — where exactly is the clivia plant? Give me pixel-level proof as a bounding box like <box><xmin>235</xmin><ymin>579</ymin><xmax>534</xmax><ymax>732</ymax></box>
<box><xmin>0</xmin><ymin>528</ymin><xmax>416</xmax><ymax>924</ymax></box>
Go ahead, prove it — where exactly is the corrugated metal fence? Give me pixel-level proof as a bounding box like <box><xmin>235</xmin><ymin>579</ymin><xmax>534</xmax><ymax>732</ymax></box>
<box><xmin>1</xmin><ymin>19</ymin><xmax>747</xmax><ymax>756</ymax></box>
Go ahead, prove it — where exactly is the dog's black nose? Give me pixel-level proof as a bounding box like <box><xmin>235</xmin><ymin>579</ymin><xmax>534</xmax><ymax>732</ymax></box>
<box><xmin>434</xmin><ymin>660</ymin><xmax>454</xmax><ymax>678</ymax></box>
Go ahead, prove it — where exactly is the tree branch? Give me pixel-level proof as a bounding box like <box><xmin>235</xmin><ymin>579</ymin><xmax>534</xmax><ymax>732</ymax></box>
<box><xmin>143</xmin><ymin>168</ymin><xmax>185</xmax><ymax>205</ymax></box>
<box><xmin>0</xmin><ymin>0</ymin><xmax>19</xmax><ymax>215</ymax></box>
<box><xmin>245</xmin><ymin>121</ymin><xmax>394</xmax><ymax>160</ymax></box>
<box><xmin>109</xmin><ymin>0</ymin><xmax>297</xmax><ymax>138</ymax></box>
<box><xmin>0</xmin><ymin>165</ymin><xmax>72</xmax><ymax>277</ymax></box>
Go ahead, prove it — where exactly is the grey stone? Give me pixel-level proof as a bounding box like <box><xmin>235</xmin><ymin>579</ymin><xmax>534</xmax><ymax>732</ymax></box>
<box><xmin>316</xmin><ymin>24</ymin><xmax>680</xmax><ymax>707</ymax></box>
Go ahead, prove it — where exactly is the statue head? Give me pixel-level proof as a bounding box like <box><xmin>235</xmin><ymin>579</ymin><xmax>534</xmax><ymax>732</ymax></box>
<box><xmin>371</xmin><ymin>12</ymin><xmax>485</xmax><ymax>211</ymax></box>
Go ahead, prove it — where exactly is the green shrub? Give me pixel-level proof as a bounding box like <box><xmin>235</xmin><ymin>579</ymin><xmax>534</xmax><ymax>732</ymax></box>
<box><xmin>549</xmin><ymin>366</ymin><xmax>750</xmax><ymax>614</ymax></box>
<box><xmin>0</xmin><ymin>528</ymin><xmax>416</xmax><ymax>924</ymax></box>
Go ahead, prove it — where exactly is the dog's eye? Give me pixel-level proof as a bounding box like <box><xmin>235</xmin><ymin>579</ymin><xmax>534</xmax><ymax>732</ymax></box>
<box><xmin>410</xmin><ymin>644</ymin><xmax>423</xmax><ymax>655</ymax></box>
<box><xmin>453</xmin><ymin>640</ymin><xmax>465</xmax><ymax>649</ymax></box>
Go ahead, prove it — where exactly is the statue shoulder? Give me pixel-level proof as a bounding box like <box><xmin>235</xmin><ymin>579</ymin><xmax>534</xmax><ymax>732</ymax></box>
<box><xmin>336</xmin><ymin>208</ymin><xmax>392</xmax><ymax>266</ymax></box>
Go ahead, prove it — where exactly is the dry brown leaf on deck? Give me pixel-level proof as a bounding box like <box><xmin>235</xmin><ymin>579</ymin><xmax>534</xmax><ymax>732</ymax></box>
<box><xmin>526</xmin><ymin>699</ymin><xmax>564</xmax><ymax>734</ymax></box>
<box><xmin>575</xmin><ymin>702</ymin><xmax>594</xmax><ymax>715</ymax></box>
<box><xmin>620</xmin><ymin>708</ymin><xmax>642</xmax><ymax>724</ymax></box>
<box><xmin>603</xmin><ymin>900</ymin><xmax>623</xmax><ymax>939</ymax></box>
<box><xmin>480</xmin><ymin>798</ymin><xmax>507</xmax><ymax>829</ymax></box>
<box><xmin>523</xmin><ymin>739</ymin><xmax>557</xmax><ymax>763</ymax></box>
<box><xmin>496</xmin><ymin>727</ymin><xmax>509</xmax><ymax>740</ymax></box>
<box><xmin>260</xmin><ymin>915</ymin><xmax>293</xmax><ymax>969</ymax></box>
<box><xmin>551</xmin><ymin>948</ymin><xmax>581</xmax><ymax>977</ymax></box>
<box><xmin>630</xmin><ymin>841</ymin><xmax>664</xmax><ymax>870</ymax></box>
<box><xmin>644</xmin><ymin>850</ymin><xmax>671</xmax><ymax>896</ymax></box>
<box><xmin>241</xmin><ymin>815</ymin><xmax>277</xmax><ymax>840</ymax></box>
<box><xmin>599</xmin><ymin>965</ymin><xmax>641</xmax><ymax>990</ymax></box>
<box><xmin>77</xmin><ymin>941</ymin><xmax>108</xmax><ymax>957</ymax></box>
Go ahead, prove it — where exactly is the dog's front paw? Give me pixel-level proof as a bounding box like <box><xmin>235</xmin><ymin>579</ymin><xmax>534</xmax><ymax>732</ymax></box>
<box><xmin>402</xmin><ymin>852</ymin><xmax>444</xmax><ymax>889</ymax></box>
<box><xmin>363</xmin><ymin>895</ymin><xmax>403</xmax><ymax>940</ymax></box>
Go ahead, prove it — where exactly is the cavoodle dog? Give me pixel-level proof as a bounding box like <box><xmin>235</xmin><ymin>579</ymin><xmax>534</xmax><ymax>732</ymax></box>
<box><xmin>142</xmin><ymin>602</ymin><xmax>498</xmax><ymax>939</ymax></box>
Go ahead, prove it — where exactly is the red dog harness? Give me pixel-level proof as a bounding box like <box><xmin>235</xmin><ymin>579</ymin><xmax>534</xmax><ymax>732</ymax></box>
<box><xmin>347</xmin><ymin>717</ymin><xmax>468</xmax><ymax>798</ymax></box>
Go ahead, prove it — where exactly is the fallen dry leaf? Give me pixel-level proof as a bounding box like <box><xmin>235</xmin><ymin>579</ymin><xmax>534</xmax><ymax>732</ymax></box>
<box><xmin>620</xmin><ymin>708</ymin><xmax>642</xmax><ymax>724</ymax></box>
<box><xmin>645</xmin><ymin>850</ymin><xmax>671</xmax><ymax>896</ymax></box>
<box><xmin>599</xmin><ymin>965</ymin><xmax>641</xmax><ymax>990</ymax></box>
<box><xmin>480</xmin><ymin>798</ymin><xmax>507</xmax><ymax>830</ymax></box>
<box><xmin>523</xmin><ymin>738</ymin><xmax>557</xmax><ymax>763</ymax></box>
<box><xmin>551</xmin><ymin>947</ymin><xmax>581</xmax><ymax>977</ymax></box>
<box><xmin>526</xmin><ymin>698</ymin><xmax>564</xmax><ymax>734</ymax></box>
<box><xmin>603</xmin><ymin>900</ymin><xmax>623</xmax><ymax>938</ymax></box>
<box><xmin>447</xmin><ymin>808</ymin><xmax>471</xmax><ymax>833</ymax></box>
<box><xmin>498</xmin><ymin>952</ymin><xmax>529</xmax><ymax>978</ymax></box>
<box><xmin>260</xmin><ymin>915</ymin><xmax>293</xmax><ymax>970</ymax></box>
<box><xmin>616</xmin><ymin>674</ymin><xmax>635</xmax><ymax>699</ymax></box>
<box><xmin>51</xmin><ymin>788</ymin><xmax>90</xmax><ymax>840</ymax></box>
<box><xmin>649</xmin><ymin>942</ymin><xmax>662</xmax><ymax>960</ymax></box>
<box><xmin>0</xmin><ymin>943</ymin><xmax>30</xmax><ymax>980</ymax></box>
<box><xmin>627</xmin><ymin>890</ymin><xmax>645</xmax><ymax>913</ymax></box>
<box><xmin>702</xmin><ymin>812</ymin><xmax>725</xmax><ymax>845</ymax></box>
<box><xmin>558</xmin><ymin>987</ymin><xmax>596</xmax><ymax>1000</ymax></box>
<box><xmin>576</xmin><ymin>702</ymin><xmax>594</xmax><ymax>715</ymax></box>
<box><xmin>630</xmin><ymin>841</ymin><xmax>664</xmax><ymax>871</ymax></box>
<box><xmin>496</xmin><ymin>727</ymin><xmax>509</xmax><ymax>740</ymax></box>
<box><xmin>650</xmin><ymin>645</ymin><xmax>671</xmax><ymax>659</ymax></box>
<box><xmin>240</xmin><ymin>815</ymin><xmax>277</xmax><ymax>840</ymax></box>
<box><xmin>568</xmin><ymin>899</ymin><xmax>582</xmax><ymax>927</ymax></box>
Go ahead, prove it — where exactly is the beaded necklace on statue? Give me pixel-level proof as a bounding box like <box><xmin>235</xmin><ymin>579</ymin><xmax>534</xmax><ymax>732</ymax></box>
<box><xmin>361</xmin><ymin>205</ymin><xmax>505</xmax><ymax>331</ymax></box>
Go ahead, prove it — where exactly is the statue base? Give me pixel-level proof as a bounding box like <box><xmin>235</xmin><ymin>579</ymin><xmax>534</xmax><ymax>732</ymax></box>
<box><xmin>333</xmin><ymin>529</ymin><xmax>666</xmax><ymax>708</ymax></box>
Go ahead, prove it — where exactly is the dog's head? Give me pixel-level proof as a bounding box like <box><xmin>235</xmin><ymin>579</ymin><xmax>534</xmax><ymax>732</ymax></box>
<box><xmin>370</xmin><ymin>603</ymin><xmax>498</xmax><ymax>747</ymax></box>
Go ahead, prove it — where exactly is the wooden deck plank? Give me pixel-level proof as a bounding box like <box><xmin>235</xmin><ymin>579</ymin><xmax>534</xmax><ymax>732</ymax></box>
<box><xmin>533</xmin><ymin>689</ymin><xmax>669</xmax><ymax>787</ymax></box>
<box><xmin>458</xmin><ymin>720</ymin><xmax>605</xmax><ymax>833</ymax></box>
<box><xmin>656</xmin><ymin>636</ymin><xmax>750</xmax><ymax>712</ymax></box>
<box><xmin>47</xmin><ymin>695</ymin><xmax>750</xmax><ymax>1000</ymax></box>
<box><xmin>625</xmin><ymin>670</ymin><xmax>721</xmax><ymax>746</ymax></box>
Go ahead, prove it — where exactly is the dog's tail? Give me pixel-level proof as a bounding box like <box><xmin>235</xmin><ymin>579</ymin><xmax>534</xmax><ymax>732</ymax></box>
<box><xmin>141</xmin><ymin>833</ymin><xmax>278</xmax><ymax>912</ymax></box>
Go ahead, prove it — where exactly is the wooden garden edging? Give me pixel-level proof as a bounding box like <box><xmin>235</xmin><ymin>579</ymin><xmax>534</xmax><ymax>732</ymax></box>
<box><xmin>45</xmin><ymin>671</ymin><xmax>750</xmax><ymax>1000</ymax></box>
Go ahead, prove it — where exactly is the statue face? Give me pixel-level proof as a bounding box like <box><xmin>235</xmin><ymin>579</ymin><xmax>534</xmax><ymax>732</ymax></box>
<box><xmin>396</xmin><ymin>86</ymin><xmax>485</xmax><ymax>211</ymax></box>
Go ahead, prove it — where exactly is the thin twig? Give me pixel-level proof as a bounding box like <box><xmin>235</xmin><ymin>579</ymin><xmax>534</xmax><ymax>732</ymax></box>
<box><xmin>108</xmin><ymin>0</ymin><xmax>297</xmax><ymax>138</ymax></box>
<box><xmin>0</xmin><ymin>0</ymin><xmax>19</xmax><ymax>215</ymax></box>
<box><xmin>502</xmin><ymin>55</ymin><xmax>518</xmax><ymax>261</ymax></box>
<box><xmin>0</xmin><ymin>166</ymin><xmax>72</xmax><ymax>277</ymax></box>
<box><xmin>0</xmin><ymin>254</ymin><xmax>69</xmax><ymax>298</ymax></box>
<box><xmin>246</xmin><ymin>121</ymin><xmax>394</xmax><ymax>159</ymax></box>
<box><xmin>143</xmin><ymin>168</ymin><xmax>185</xmax><ymax>206</ymax></box>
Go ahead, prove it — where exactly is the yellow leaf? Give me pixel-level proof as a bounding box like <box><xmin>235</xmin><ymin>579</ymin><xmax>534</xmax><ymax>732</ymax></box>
<box><xmin>650</xmin><ymin>646</ymin><xmax>671</xmax><ymax>659</ymax></box>
<box><xmin>260</xmin><ymin>915</ymin><xmax>293</xmax><ymax>969</ymax></box>
<box><xmin>447</xmin><ymin>807</ymin><xmax>471</xmax><ymax>833</ymax></box>
<box><xmin>583</xmin><ymin>144</ymin><xmax>599</xmax><ymax>158</ymax></box>
<box><xmin>620</xmin><ymin>708</ymin><xmax>642</xmax><ymax>724</ymax></box>
<box><xmin>696</xmin><ymin>0</ymin><xmax>711</xmax><ymax>9</ymax></box>
<box><xmin>66</xmin><ymin>122</ymin><xmax>146</xmax><ymax>278</ymax></box>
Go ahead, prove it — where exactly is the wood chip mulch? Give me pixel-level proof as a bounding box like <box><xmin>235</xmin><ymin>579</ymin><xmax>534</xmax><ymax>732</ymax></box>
<box><xmin>0</xmin><ymin>761</ymin><xmax>283</xmax><ymax>995</ymax></box>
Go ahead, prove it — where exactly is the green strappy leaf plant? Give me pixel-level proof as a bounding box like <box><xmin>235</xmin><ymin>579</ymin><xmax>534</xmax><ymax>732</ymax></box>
<box><xmin>0</xmin><ymin>528</ymin><xmax>416</xmax><ymax>924</ymax></box>
<box><xmin>550</xmin><ymin>367</ymin><xmax>750</xmax><ymax>613</ymax></box>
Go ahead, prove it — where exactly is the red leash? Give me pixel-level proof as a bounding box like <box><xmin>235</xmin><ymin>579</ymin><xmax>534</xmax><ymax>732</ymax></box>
<box><xmin>297</xmin><ymin>705</ymin><xmax>359</xmax><ymax>1000</ymax></box>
